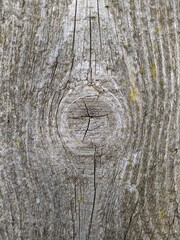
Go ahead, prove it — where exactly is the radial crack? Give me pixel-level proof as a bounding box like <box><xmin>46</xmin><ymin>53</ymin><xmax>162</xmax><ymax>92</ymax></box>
<box><xmin>87</xmin><ymin>147</ymin><xmax>97</xmax><ymax>240</ymax></box>
<box><xmin>83</xmin><ymin>101</ymin><xmax>90</xmax><ymax>117</ymax></box>
<box><xmin>82</xmin><ymin>117</ymin><xmax>91</xmax><ymax>141</ymax></box>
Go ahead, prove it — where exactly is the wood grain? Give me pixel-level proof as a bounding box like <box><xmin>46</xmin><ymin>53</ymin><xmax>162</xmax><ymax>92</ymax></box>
<box><xmin>0</xmin><ymin>0</ymin><xmax>180</xmax><ymax>239</ymax></box>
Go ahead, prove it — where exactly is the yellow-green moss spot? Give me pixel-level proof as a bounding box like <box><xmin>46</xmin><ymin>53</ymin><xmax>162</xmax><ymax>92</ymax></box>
<box><xmin>12</xmin><ymin>197</ymin><xmax>17</xmax><ymax>205</ymax></box>
<box><xmin>1</xmin><ymin>35</ymin><xmax>5</xmax><ymax>45</ymax></box>
<box><xmin>160</xmin><ymin>79</ymin><xmax>165</xmax><ymax>89</ymax></box>
<box><xmin>140</xmin><ymin>67</ymin><xmax>145</xmax><ymax>75</ymax></box>
<box><xmin>159</xmin><ymin>210</ymin><xmax>165</xmax><ymax>219</ymax></box>
<box><xmin>80</xmin><ymin>195</ymin><xmax>84</xmax><ymax>204</ymax></box>
<box><xmin>32</xmin><ymin>27</ymin><xmax>37</xmax><ymax>34</ymax></box>
<box><xmin>130</xmin><ymin>86</ymin><xmax>135</xmax><ymax>101</ymax></box>
<box><xmin>131</xmin><ymin>71</ymin><xmax>136</xmax><ymax>78</ymax></box>
<box><xmin>130</xmin><ymin>0</ymin><xmax>134</xmax><ymax>11</ymax></box>
<box><xmin>129</xmin><ymin>162</ymin><xmax>134</xmax><ymax>169</ymax></box>
<box><xmin>76</xmin><ymin>194</ymin><xmax>84</xmax><ymax>204</ymax></box>
<box><xmin>16</xmin><ymin>140</ymin><xmax>21</xmax><ymax>148</ymax></box>
<box><xmin>155</xmin><ymin>26</ymin><xmax>160</xmax><ymax>33</ymax></box>
<box><xmin>150</xmin><ymin>63</ymin><xmax>156</xmax><ymax>80</ymax></box>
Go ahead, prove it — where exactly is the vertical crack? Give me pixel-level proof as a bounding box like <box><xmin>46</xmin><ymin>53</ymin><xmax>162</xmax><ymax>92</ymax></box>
<box><xmin>72</xmin><ymin>0</ymin><xmax>78</xmax><ymax>54</ymax></box>
<box><xmin>87</xmin><ymin>147</ymin><xmax>97</xmax><ymax>240</ymax></box>
<box><xmin>83</xmin><ymin>101</ymin><xmax>90</xmax><ymax>117</ymax></box>
<box><xmin>70</xmin><ymin>0</ymin><xmax>78</xmax><ymax>77</ymax></box>
<box><xmin>83</xmin><ymin>117</ymin><xmax>91</xmax><ymax>141</ymax></box>
<box><xmin>123</xmin><ymin>201</ymin><xmax>138</xmax><ymax>240</ymax></box>
<box><xmin>89</xmin><ymin>9</ymin><xmax>92</xmax><ymax>84</ymax></box>
<box><xmin>78</xmin><ymin>195</ymin><xmax>81</xmax><ymax>240</ymax></box>
<box><xmin>97</xmin><ymin>0</ymin><xmax>102</xmax><ymax>51</ymax></box>
<box><xmin>82</xmin><ymin>101</ymin><xmax>91</xmax><ymax>141</ymax></box>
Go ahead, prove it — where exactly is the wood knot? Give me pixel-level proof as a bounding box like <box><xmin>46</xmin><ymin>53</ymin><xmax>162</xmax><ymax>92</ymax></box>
<box><xmin>67</xmin><ymin>97</ymin><xmax>112</xmax><ymax>143</ymax></box>
<box><xmin>57</xmin><ymin>86</ymin><xmax>127</xmax><ymax>156</ymax></box>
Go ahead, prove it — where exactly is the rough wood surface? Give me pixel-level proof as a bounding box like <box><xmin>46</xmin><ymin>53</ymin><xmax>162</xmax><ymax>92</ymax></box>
<box><xmin>0</xmin><ymin>0</ymin><xmax>180</xmax><ymax>239</ymax></box>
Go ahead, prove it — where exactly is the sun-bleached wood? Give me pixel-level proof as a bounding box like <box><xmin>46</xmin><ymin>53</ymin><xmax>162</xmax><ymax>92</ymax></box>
<box><xmin>0</xmin><ymin>0</ymin><xmax>180</xmax><ymax>239</ymax></box>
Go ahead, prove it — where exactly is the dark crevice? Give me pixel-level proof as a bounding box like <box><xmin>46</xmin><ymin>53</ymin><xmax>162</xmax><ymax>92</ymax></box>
<box><xmin>82</xmin><ymin>117</ymin><xmax>91</xmax><ymax>141</ymax></box>
<box><xmin>87</xmin><ymin>147</ymin><xmax>97</xmax><ymax>240</ymax></box>
<box><xmin>89</xmin><ymin>9</ymin><xmax>92</xmax><ymax>84</ymax></box>
<box><xmin>83</xmin><ymin>101</ymin><xmax>90</xmax><ymax>117</ymax></box>
<box><xmin>69</xmin><ymin>0</ymin><xmax>78</xmax><ymax>78</ymax></box>
<box><xmin>97</xmin><ymin>0</ymin><xmax>102</xmax><ymax>51</ymax></box>
<box><xmin>123</xmin><ymin>202</ymin><xmax>138</xmax><ymax>240</ymax></box>
<box><xmin>72</xmin><ymin>0</ymin><xmax>78</xmax><ymax>54</ymax></box>
<box><xmin>69</xmin><ymin>114</ymin><xmax>108</xmax><ymax>119</ymax></box>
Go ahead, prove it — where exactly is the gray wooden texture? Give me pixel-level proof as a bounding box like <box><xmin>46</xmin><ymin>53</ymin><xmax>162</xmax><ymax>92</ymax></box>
<box><xmin>0</xmin><ymin>0</ymin><xmax>180</xmax><ymax>239</ymax></box>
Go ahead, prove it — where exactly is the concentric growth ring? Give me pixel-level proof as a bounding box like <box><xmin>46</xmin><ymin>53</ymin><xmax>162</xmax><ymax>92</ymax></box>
<box><xmin>57</xmin><ymin>85</ymin><xmax>127</xmax><ymax>156</ymax></box>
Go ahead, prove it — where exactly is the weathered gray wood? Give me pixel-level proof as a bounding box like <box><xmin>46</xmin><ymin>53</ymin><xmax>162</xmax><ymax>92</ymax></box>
<box><xmin>0</xmin><ymin>0</ymin><xmax>180</xmax><ymax>239</ymax></box>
